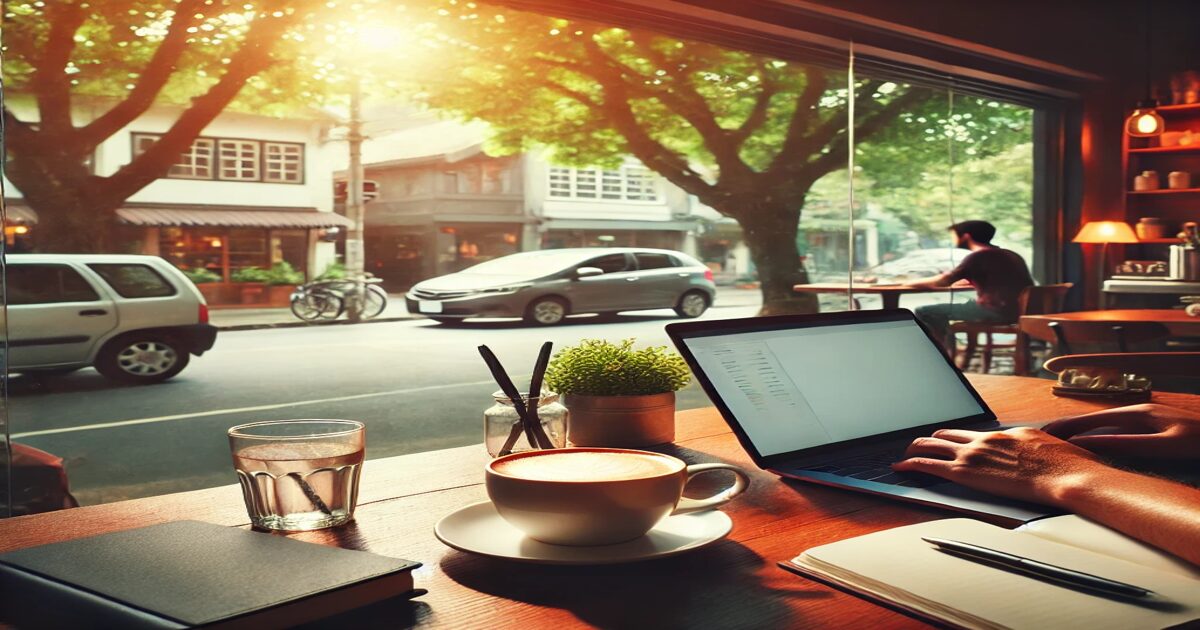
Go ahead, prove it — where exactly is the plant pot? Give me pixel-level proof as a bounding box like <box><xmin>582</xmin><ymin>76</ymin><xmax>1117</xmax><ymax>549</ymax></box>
<box><xmin>563</xmin><ymin>392</ymin><xmax>676</xmax><ymax>447</ymax></box>
<box><xmin>266</xmin><ymin>285</ymin><xmax>295</xmax><ymax>307</ymax></box>
<box><xmin>239</xmin><ymin>282</ymin><xmax>267</xmax><ymax>305</ymax></box>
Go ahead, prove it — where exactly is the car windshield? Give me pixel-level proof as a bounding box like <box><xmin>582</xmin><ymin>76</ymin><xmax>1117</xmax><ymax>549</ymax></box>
<box><xmin>460</xmin><ymin>251</ymin><xmax>593</xmax><ymax>275</ymax></box>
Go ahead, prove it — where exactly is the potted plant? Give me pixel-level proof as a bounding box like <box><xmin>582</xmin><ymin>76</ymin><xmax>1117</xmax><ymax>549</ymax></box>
<box><xmin>544</xmin><ymin>338</ymin><xmax>691</xmax><ymax>447</ymax></box>
<box><xmin>231</xmin><ymin>266</ymin><xmax>270</xmax><ymax>304</ymax></box>
<box><xmin>264</xmin><ymin>262</ymin><xmax>305</xmax><ymax>306</ymax></box>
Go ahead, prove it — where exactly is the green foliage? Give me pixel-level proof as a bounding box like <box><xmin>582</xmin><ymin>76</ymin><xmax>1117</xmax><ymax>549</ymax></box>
<box><xmin>182</xmin><ymin>267</ymin><xmax>222</xmax><ymax>284</ymax></box>
<box><xmin>229</xmin><ymin>262</ymin><xmax>302</xmax><ymax>285</ymax></box>
<box><xmin>544</xmin><ymin>339</ymin><xmax>691</xmax><ymax>396</ymax></box>
<box><xmin>315</xmin><ymin>262</ymin><xmax>346</xmax><ymax>280</ymax></box>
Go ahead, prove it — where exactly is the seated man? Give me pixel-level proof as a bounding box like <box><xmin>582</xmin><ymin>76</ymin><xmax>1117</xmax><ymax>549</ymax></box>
<box><xmin>895</xmin><ymin>403</ymin><xmax>1200</xmax><ymax>566</ymax></box>
<box><xmin>906</xmin><ymin>220</ymin><xmax>1034</xmax><ymax>353</ymax></box>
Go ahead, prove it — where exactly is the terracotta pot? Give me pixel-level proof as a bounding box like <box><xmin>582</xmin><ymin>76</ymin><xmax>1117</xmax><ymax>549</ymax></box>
<box><xmin>266</xmin><ymin>285</ymin><xmax>295</xmax><ymax>307</ymax></box>
<box><xmin>239</xmin><ymin>282</ymin><xmax>267</xmax><ymax>304</ymax></box>
<box><xmin>563</xmin><ymin>392</ymin><xmax>676</xmax><ymax>447</ymax></box>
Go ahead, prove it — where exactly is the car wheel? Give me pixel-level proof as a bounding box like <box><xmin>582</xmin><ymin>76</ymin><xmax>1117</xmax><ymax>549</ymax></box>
<box><xmin>95</xmin><ymin>335</ymin><xmax>190</xmax><ymax>384</ymax></box>
<box><xmin>524</xmin><ymin>297</ymin><xmax>569</xmax><ymax>325</ymax></box>
<box><xmin>674</xmin><ymin>291</ymin><xmax>710</xmax><ymax>318</ymax></box>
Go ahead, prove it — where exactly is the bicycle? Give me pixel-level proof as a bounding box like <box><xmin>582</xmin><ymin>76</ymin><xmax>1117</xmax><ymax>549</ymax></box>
<box><xmin>289</xmin><ymin>276</ymin><xmax>388</xmax><ymax>321</ymax></box>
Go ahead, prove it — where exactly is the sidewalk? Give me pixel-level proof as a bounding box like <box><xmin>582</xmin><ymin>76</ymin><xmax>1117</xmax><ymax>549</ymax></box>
<box><xmin>210</xmin><ymin>285</ymin><xmax>764</xmax><ymax>331</ymax></box>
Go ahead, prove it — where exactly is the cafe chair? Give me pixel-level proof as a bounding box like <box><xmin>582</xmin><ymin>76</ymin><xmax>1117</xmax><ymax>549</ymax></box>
<box><xmin>1045</xmin><ymin>320</ymin><xmax>1171</xmax><ymax>355</ymax></box>
<box><xmin>951</xmin><ymin>283</ymin><xmax>1073</xmax><ymax>376</ymax></box>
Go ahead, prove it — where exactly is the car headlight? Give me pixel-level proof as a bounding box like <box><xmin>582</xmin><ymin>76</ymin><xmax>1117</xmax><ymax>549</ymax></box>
<box><xmin>478</xmin><ymin>283</ymin><xmax>531</xmax><ymax>295</ymax></box>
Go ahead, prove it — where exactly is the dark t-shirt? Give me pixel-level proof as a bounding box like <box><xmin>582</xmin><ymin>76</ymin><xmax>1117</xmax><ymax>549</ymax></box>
<box><xmin>946</xmin><ymin>247</ymin><xmax>1034</xmax><ymax>318</ymax></box>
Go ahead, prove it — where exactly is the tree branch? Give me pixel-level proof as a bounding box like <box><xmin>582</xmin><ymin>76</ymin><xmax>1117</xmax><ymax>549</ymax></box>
<box><xmin>99</xmin><ymin>2</ymin><xmax>307</xmax><ymax>205</ymax></box>
<box><xmin>32</xmin><ymin>1</ymin><xmax>88</xmax><ymax>135</ymax></box>
<box><xmin>2</xmin><ymin>108</ymin><xmax>39</xmax><ymax>155</ymax></box>
<box><xmin>768</xmin><ymin>67</ymin><xmax>827</xmax><ymax>171</ymax></box>
<box><xmin>76</xmin><ymin>0</ymin><xmax>208</xmax><ymax>150</ymax></box>
<box><xmin>804</xmin><ymin>88</ymin><xmax>927</xmax><ymax>179</ymax></box>
<box><xmin>729</xmin><ymin>71</ymin><xmax>779</xmax><ymax>146</ymax></box>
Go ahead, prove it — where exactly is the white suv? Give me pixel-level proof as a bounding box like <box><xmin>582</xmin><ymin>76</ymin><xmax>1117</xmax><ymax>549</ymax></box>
<box><xmin>4</xmin><ymin>254</ymin><xmax>217</xmax><ymax>384</ymax></box>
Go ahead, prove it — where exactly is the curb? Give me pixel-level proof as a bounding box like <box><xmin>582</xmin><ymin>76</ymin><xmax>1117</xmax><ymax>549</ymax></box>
<box><xmin>216</xmin><ymin>314</ymin><xmax>417</xmax><ymax>332</ymax></box>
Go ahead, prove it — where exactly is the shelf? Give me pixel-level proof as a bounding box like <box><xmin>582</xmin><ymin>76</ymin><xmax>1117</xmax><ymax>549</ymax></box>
<box><xmin>1157</xmin><ymin>103</ymin><xmax>1200</xmax><ymax>112</ymax></box>
<box><xmin>1136</xmin><ymin>238</ymin><xmax>1183</xmax><ymax>244</ymax></box>
<box><xmin>1127</xmin><ymin>188</ymin><xmax>1200</xmax><ymax>195</ymax></box>
<box><xmin>1127</xmin><ymin>145</ymin><xmax>1200</xmax><ymax>154</ymax></box>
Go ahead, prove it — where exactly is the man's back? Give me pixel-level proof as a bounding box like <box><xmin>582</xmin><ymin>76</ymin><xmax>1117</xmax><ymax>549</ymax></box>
<box><xmin>948</xmin><ymin>247</ymin><xmax>1034</xmax><ymax>318</ymax></box>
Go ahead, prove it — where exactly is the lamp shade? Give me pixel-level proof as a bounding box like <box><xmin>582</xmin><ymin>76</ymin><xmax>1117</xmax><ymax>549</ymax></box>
<box><xmin>1072</xmin><ymin>221</ymin><xmax>1140</xmax><ymax>244</ymax></box>
<box><xmin>1125</xmin><ymin>104</ymin><xmax>1165</xmax><ymax>137</ymax></box>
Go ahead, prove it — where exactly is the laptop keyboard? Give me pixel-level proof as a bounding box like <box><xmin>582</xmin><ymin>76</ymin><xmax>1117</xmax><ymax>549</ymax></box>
<box><xmin>799</xmin><ymin>449</ymin><xmax>943</xmax><ymax>488</ymax></box>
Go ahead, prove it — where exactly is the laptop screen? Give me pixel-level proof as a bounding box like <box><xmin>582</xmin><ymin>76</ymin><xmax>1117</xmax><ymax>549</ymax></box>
<box><xmin>673</xmin><ymin>314</ymin><xmax>989</xmax><ymax>459</ymax></box>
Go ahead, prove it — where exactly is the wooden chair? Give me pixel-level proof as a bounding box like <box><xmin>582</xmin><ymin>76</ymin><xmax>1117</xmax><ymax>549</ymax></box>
<box><xmin>951</xmin><ymin>283</ymin><xmax>1073</xmax><ymax>375</ymax></box>
<box><xmin>1045</xmin><ymin>320</ymin><xmax>1172</xmax><ymax>355</ymax></box>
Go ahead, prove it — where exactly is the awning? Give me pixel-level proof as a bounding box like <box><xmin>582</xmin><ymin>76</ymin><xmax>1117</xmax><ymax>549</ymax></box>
<box><xmin>117</xmin><ymin>207</ymin><xmax>353</xmax><ymax>229</ymax></box>
<box><xmin>4</xmin><ymin>203</ymin><xmax>38</xmax><ymax>224</ymax></box>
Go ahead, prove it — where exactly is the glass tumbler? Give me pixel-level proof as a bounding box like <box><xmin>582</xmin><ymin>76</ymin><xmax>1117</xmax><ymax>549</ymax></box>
<box><xmin>228</xmin><ymin>419</ymin><xmax>365</xmax><ymax>531</ymax></box>
<box><xmin>484</xmin><ymin>391</ymin><xmax>568</xmax><ymax>457</ymax></box>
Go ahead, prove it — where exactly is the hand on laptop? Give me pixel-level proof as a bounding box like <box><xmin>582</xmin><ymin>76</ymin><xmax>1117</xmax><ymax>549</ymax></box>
<box><xmin>891</xmin><ymin>427</ymin><xmax>1108</xmax><ymax>505</ymax></box>
<box><xmin>1041</xmin><ymin>404</ymin><xmax>1200</xmax><ymax>459</ymax></box>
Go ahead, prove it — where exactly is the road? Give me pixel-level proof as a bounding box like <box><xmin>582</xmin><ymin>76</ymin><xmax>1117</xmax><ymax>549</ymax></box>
<box><xmin>10</xmin><ymin>306</ymin><xmax>759</xmax><ymax>505</ymax></box>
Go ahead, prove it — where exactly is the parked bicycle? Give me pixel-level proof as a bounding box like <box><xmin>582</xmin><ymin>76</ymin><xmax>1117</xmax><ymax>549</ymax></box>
<box><xmin>290</xmin><ymin>276</ymin><xmax>388</xmax><ymax>321</ymax></box>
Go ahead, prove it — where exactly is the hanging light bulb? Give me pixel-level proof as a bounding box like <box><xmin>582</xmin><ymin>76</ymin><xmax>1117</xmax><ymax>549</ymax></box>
<box><xmin>1126</xmin><ymin>99</ymin><xmax>1165</xmax><ymax>137</ymax></box>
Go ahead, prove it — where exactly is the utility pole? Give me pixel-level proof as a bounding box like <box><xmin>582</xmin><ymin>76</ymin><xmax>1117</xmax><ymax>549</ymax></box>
<box><xmin>344</xmin><ymin>75</ymin><xmax>366</xmax><ymax>322</ymax></box>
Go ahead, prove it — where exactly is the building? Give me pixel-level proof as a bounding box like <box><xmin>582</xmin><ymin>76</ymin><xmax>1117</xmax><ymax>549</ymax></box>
<box><xmin>342</xmin><ymin>117</ymin><xmax>706</xmax><ymax>290</ymax></box>
<box><xmin>3</xmin><ymin>100</ymin><xmax>351</xmax><ymax>286</ymax></box>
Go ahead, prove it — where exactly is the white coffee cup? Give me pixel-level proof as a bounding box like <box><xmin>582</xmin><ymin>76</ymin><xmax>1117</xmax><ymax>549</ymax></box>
<box><xmin>486</xmin><ymin>447</ymin><xmax>750</xmax><ymax>546</ymax></box>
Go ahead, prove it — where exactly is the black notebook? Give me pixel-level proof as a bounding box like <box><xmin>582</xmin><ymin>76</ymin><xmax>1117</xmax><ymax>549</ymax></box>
<box><xmin>0</xmin><ymin>520</ymin><xmax>422</xmax><ymax>629</ymax></box>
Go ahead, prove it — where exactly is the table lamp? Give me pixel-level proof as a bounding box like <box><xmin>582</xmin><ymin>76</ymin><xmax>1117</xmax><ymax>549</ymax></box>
<box><xmin>1073</xmin><ymin>220</ymin><xmax>1139</xmax><ymax>307</ymax></box>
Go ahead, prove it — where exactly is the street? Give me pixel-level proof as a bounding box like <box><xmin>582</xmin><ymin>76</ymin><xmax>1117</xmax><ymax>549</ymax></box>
<box><xmin>10</xmin><ymin>305</ymin><xmax>759</xmax><ymax>505</ymax></box>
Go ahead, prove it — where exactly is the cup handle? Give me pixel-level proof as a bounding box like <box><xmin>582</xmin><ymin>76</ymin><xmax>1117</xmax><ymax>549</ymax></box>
<box><xmin>671</xmin><ymin>463</ymin><xmax>750</xmax><ymax>516</ymax></box>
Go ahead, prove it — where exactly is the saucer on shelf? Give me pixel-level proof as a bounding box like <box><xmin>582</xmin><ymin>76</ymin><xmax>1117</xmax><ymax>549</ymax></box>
<box><xmin>434</xmin><ymin>500</ymin><xmax>732</xmax><ymax>565</ymax></box>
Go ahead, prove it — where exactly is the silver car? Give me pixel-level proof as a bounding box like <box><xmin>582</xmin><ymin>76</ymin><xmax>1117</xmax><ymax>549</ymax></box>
<box><xmin>405</xmin><ymin>248</ymin><xmax>716</xmax><ymax>325</ymax></box>
<box><xmin>4</xmin><ymin>254</ymin><xmax>217</xmax><ymax>383</ymax></box>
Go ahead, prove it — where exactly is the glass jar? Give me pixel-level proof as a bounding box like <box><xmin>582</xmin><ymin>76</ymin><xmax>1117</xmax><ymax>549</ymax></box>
<box><xmin>484</xmin><ymin>391</ymin><xmax>568</xmax><ymax>457</ymax></box>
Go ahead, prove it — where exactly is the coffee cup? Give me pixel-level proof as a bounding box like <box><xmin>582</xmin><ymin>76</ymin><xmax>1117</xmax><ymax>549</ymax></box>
<box><xmin>485</xmin><ymin>447</ymin><xmax>750</xmax><ymax>546</ymax></box>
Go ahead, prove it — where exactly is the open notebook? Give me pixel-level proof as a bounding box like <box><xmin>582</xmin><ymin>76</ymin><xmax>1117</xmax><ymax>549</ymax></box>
<box><xmin>783</xmin><ymin>516</ymin><xmax>1200</xmax><ymax>630</ymax></box>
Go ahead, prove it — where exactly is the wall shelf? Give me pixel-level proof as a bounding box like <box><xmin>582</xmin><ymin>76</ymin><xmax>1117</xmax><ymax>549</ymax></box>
<box><xmin>1137</xmin><ymin>238</ymin><xmax>1183</xmax><ymax>244</ymax></box>
<box><xmin>1127</xmin><ymin>187</ymin><xmax>1200</xmax><ymax>195</ymax></box>
<box><xmin>1127</xmin><ymin>145</ymin><xmax>1200</xmax><ymax>154</ymax></box>
<box><xmin>1157</xmin><ymin>103</ymin><xmax>1200</xmax><ymax>113</ymax></box>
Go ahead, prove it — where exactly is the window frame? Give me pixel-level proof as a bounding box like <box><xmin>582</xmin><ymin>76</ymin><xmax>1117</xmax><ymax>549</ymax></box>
<box><xmin>547</xmin><ymin>165</ymin><xmax>662</xmax><ymax>204</ymax></box>
<box><xmin>86</xmin><ymin>263</ymin><xmax>179</xmax><ymax>299</ymax></box>
<box><xmin>263</xmin><ymin>141</ymin><xmax>306</xmax><ymax>184</ymax></box>
<box><xmin>130</xmin><ymin>133</ymin><xmax>306</xmax><ymax>185</ymax></box>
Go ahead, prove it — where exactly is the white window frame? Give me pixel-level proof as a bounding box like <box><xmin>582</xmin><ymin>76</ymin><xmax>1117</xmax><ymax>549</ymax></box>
<box><xmin>263</xmin><ymin>142</ymin><xmax>304</xmax><ymax>184</ymax></box>
<box><xmin>218</xmin><ymin>139</ymin><xmax>261</xmax><ymax>181</ymax></box>
<box><xmin>545</xmin><ymin>164</ymin><xmax>661</xmax><ymax>203</ymax></box>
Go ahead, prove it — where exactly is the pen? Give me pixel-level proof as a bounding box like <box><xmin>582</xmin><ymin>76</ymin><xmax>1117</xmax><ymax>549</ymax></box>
<box><xmin>921</xmin><ymin>537</ymin><xmax>1155</xmax><ymax>599</ymax></box>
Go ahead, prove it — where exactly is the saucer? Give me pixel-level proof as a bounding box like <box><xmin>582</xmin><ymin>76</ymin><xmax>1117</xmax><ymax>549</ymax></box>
<box><xmin>434</xmin><ymin>501</ymin><xmax>732</xmax><ymax>565</ymax></box>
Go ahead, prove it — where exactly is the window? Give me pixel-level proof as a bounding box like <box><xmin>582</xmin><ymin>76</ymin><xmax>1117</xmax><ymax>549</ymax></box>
<box><xmin>263</xmin><ymin>142</ymin><xmax>303</xmax><ymax>183</ymax></box>
<box><xmin>218</xmin><ymin>139</ymin><xmax>261</xmax><ymax>181</ymax></box>
<box><xmin>7</xmin><ymin>265</ymin><xmax>100</xmax><ymax>305</ymax></box>
<box><xmin>582</xmin><ymin>254</ymin><xmax>630</xmax><ymax>273</ymax></box>
<box><xmin>87</xmin><ymin>264</ymin><xmax>177</xmax><ymax>298</ymax></box>
<box><xmin>634</xmin><ymin>253</ymin><xmax>676</xmax><ymax>270</ymax></box>
<box><xmin>547</xmin><ymin>165</ymin><xmax>660</xmax><ymax>202</ymax></box>
<box><xmin>132</xmin><ymin>134</ymin><xmax>304</xmax><ymax>183</ymax></box>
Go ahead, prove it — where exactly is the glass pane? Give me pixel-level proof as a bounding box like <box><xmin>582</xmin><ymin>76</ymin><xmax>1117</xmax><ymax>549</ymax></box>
<box><xmin>87</xmin><ymin>264</ymin><xmax>177</xmax><ymax>298</ymax></box>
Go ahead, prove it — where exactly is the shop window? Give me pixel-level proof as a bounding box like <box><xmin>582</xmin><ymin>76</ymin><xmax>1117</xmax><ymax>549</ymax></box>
<box><xmin>218</xmin><ymin>140</ymin><xmax>261</xmax><ymax>181</ymax></box>
<box><xmin>87</xmin><ymin>264</ymin><xmax>177</xmax><ymax>298</ymax></box>
<box><xmin>7</xmin><ymin>264</ymin><xmax>100</xmax><ymax>305</ymax></box>
<box><xmin>227</xmin><ymin>228</ymin><xmax>270</xmax><ymax>271</ymax></box>
<box><xmin>263</xmin><ymin>142</ymin><xmax>304</xmax><ymax>184</ymax></box>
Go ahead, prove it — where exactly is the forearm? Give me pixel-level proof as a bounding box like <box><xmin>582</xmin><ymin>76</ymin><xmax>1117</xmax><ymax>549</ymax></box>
<box><xmin>1052</xmin><ymin>466</ymin><xmax>1200</xmax><ymax>566</ymax></box>
<box><xmin>906</xmin><ymin>274</ymin><xmax>951</xmax><ymax>289</ymax></box>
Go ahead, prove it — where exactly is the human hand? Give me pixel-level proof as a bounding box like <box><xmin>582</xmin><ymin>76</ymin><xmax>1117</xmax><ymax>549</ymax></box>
<box><xmin>1042</xmin><ymin>403</ymin><xmax>1200</xmax><ymax>459</ymax></box>
<box><xmin>892</xmin><ymin>427</ymin><xmax>1108</xmax><ymax>505</ymax></box>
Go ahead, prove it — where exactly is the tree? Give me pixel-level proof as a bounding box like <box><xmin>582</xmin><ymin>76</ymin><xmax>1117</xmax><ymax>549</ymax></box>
<box><xmin>2</xmin><ymin>0</ymin><xmax>331</xmax><ymax>252</ymax></box>
<box><xmin>408</xmin><ymin>4</ymin><xmax>1028</xmax><ymax>313</ymax></box>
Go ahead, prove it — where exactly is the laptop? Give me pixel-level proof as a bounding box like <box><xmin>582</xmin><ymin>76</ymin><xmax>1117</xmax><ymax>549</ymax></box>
<box><xmin>666</xmin><ymin>308</ymin><xmax>1057</xmax><ymax>525</ymax></box>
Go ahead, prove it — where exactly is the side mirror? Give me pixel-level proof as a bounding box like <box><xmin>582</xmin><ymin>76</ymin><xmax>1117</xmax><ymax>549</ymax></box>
<box><xmin>575</xmin><ymin>266</ymin><xmax>604</xmax><ymax>279</ymax></box>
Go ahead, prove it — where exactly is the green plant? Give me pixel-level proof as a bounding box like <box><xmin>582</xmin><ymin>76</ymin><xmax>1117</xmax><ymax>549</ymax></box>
<box><xmin>264</xmin><ymin>261</ymin><xmax>305</xmax><ymax>285</ymax></box>
<box><xmin>315</xmin><ymin>262</ymin><xmax>346</xmax><ymax>280</ymax></box>
<box><xmin>230</xmin><ymin>267</ymin><xmax>270</xmax><ymax>283</ymax></box>
<box><xmin>544</xmin><ymin>339</ymin><xmax>691</xmax><ymax>396</ymax></box>
<box><xmin>182</xmin><ymin>267</ymin><xmax>222</xmax><ymax>284</ymax></box>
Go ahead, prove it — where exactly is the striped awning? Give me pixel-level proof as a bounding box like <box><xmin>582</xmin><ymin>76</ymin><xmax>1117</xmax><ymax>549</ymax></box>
<box><xmin>4</xmin><ymin>203</ymin><xmax>38</xmax><ymax>224</ymax></box>
<box><xmin>117</xmin><ymin>207</ymin><xmax>353</xmax><ymax>229</ymax></box>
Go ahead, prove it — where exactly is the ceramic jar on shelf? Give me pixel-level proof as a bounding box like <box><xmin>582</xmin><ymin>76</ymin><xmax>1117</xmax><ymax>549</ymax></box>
<box><xmin>1133</xmin><ymin>170</ymin><xmax>1160</xmax><ymax>191</ymax></box>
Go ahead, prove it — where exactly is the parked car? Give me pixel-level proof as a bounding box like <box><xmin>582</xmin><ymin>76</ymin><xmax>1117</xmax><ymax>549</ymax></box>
<box><xmin>5</xmin><ymin>254</ymin><xmax>217</xmax><ymax>383</ymax></box>
<box><xmin>405</xmin><ymin>248</ymin><xmax>717</xmax><ymax>325</ymax></box>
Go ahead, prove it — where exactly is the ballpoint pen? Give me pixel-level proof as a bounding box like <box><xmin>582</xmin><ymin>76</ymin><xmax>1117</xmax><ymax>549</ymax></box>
<box><xmin>921</xmin><ymin>537</ymin><xmax>1156</xmax><ymax>599</ymax></box>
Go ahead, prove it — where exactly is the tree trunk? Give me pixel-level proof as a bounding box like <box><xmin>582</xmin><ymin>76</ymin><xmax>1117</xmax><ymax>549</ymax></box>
<box><xmin>7</xmin><ymin>157</ymin><xmax>116</xmax><ymax>252</ymax></box>
<box><xmin>724</xmin><ymin>200</ymin><xmax>819</xmax><ymax>315</ymax></box>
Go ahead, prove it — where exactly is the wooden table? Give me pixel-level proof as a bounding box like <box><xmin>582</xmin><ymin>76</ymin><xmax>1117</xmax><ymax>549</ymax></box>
<box><xmin>1020</xmin><ymin>309</ymin><xmax>1200</xmax><ymax>342</ymax></box>
<box><xmin>793</xmin><ymin>283</ymin><xmax>957</xmax><ymax>309</ymax></box>
<box><xmin>4</xmin><ymin>375</ymin><xmax>1199</xmax><ymax>628</ymax></box>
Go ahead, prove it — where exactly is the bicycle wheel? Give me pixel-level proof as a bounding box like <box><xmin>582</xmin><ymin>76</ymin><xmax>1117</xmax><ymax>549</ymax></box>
<box><xmin>362</xmin><ymin>285</ymin><xmax>388</xmax><ymax>319</ymax></box>
<box><xmin>291</xmin><ymin>290</ymin><xmax>343</xmax><ymax>321</ymax></box>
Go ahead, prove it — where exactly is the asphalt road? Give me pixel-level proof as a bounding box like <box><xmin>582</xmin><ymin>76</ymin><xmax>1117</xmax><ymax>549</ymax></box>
<box><xmin>9</xmin><ymin>306</ymin><xmax>759</xmax><ymax>506</ymax></box>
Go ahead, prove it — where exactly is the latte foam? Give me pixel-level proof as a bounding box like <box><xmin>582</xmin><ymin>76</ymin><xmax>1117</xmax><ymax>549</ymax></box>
<box><xmin>493</xmin><ymin>451</ymin><xmax>679</xmax><ymax>481</ymax></box>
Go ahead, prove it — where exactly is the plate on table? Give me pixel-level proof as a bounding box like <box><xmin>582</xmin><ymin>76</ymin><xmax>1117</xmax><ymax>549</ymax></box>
<box><xmin>434</xmin><ymin>500</ymin><xmax>732</xmax><ymax>565</ymax></box>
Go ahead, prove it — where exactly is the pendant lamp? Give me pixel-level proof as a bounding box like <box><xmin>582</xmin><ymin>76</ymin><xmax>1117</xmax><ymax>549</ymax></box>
<box><xmin>1126</xmin><ymin>4</ymin><xmax>1163</xmax><ymax>137</ymax></box>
